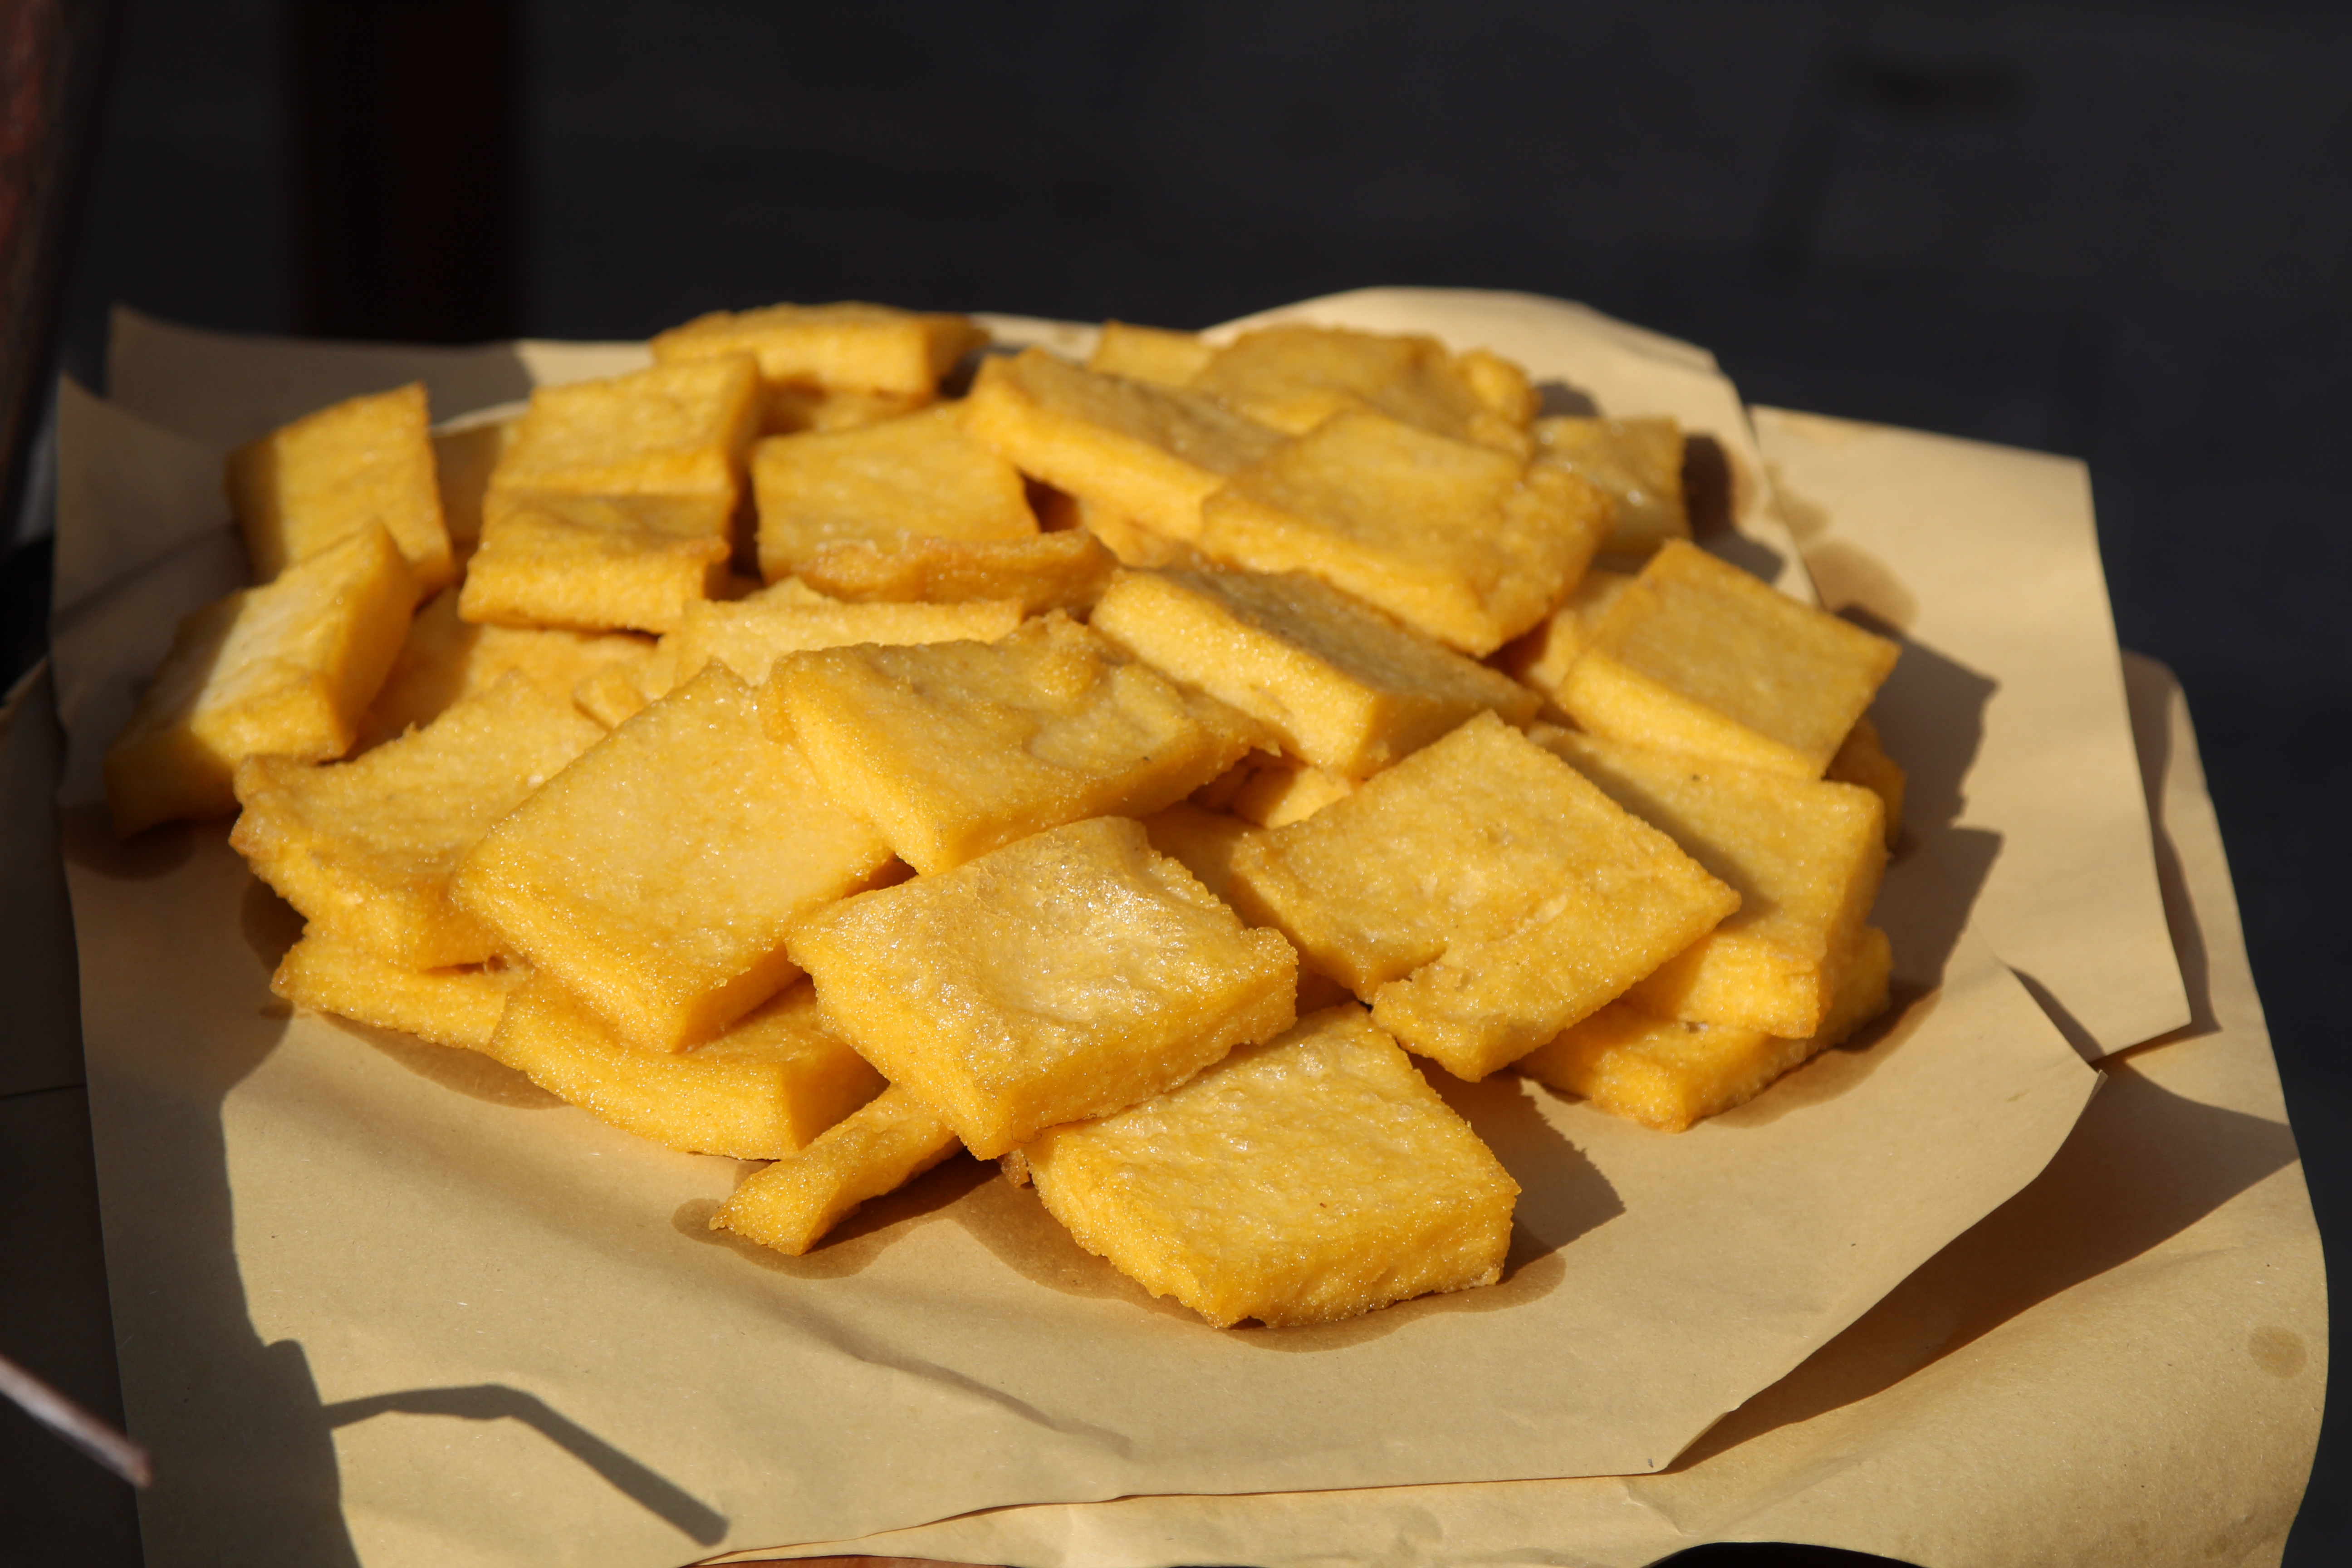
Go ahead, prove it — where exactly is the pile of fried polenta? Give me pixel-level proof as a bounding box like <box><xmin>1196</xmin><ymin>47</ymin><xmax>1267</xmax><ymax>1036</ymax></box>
<box><xmin>104</xmin><ymin>303</ymin><xmax>1907</xmax><ymax>1328</ymax></box>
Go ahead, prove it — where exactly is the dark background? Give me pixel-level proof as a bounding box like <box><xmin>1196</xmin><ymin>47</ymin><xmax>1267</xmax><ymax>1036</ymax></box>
<box><xmin>3</xmin><ymin>1</ymin><xmax>2343</xmax><ymax>1563</ymax></box>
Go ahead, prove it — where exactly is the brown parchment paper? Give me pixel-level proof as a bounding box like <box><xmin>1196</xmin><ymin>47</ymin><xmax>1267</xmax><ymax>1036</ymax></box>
<box><xmin>737</xmin><ymin>653</ymin><xmax>2324</xmax><ymax>1568</ymax></box>
<box><xmin>1754</xmin><ymin>408</ymin><xmax>2188</xmax><ymax>1059</ymax></box>
<box><xmin>52</xmin><ymin>295</ymin><xmax>2143</xmax><ymax>1566</ymax></box>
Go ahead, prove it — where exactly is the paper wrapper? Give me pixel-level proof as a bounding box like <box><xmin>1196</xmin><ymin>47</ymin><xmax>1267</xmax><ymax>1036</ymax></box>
<box><xmin>41</xmin><ymin>292</ymin><xmax>2280</xmax><ymax>1567</ymax></box>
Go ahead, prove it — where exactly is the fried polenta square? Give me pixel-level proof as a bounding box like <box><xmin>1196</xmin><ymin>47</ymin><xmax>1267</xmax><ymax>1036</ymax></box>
<box><xmin>1197</xmin><ymin>410</ymin><xmax>1609</xmax><ymax>656</ymax></box>
<box><xmin>233</xmin><ymin>671</ymin><xmax>606</xmax><ymax>969</ymax></box>
<box><xmin>1024</xmin><ymin>1005</ymin><xmax>1517</xmax><ymax>1327</ymax></box>
<box><xmin>651</xmin><ymin>300</ymin><xmax>986</xmax><ymax>397</ymax></box>
<box><xmin>1228</xmin><ymin>711</ymin><xmax>1738</xmax><ymax>1080</ymax></box>
<box><xmin>789</xmin><ymin>816</ymin><xmax>1297</xmax><ymax>1158</ymax></box>
<box><xmin>356</xmin><ymin>588</ymin><xmax>650</xmax><ymax>749</ymax></box>
<box><xmin>792</xmin><ymin>530</ymin><xmax>1118</xmax><ymax>616</ymax></box>
<box><xmin>1517</xmin><ymin>925</ymin><xmax>1893</xmax><ymax>1131</ymax></box>
<box><xmin>963</xmin><ymin>348</ymin><xmax>1286</xmax><ymax>545</ymax></box>
<box><xmin>226</xmin><ymin>382</ymin><xmax>454</xmax><ymax>590</ymax></box>
<box><xmin>1191</xmin><ymin>324</ymin><xmax>1534</xmax><ymax>452</ymax></box>
<box><xmin>1558</xmin><ymin>539</ymin><xmax>1901</xmax><ymax>778</ymax></box>
<box><xmin>429</xmin><ymin>415</ymin><xmax>517</xmax><ymax>568</ymax></box>
<box><xmin>488</xmin><ymin>355</ymin><xmax>762</xmax><ymax>511</ymax></box>
<box><xmin>486</xmin><ymin>973</ymin><xmax>885</xmax><ymax>1158</ymax></box>
<box><xmin>1088</xmin><ymin>320</ymin><xmax>1217</xmax><ymax>386</ymax></box>
<box><xmin>1228</xmin><ymin>757</ymin><xmax>1355</xmax><ymax>828</ymax></box>
<box><xmin>458</xmin><ymin>493</ymin><xmax>732</xmax><ymax>634</ymax></box>
<box><xmin>751</xmin><ymin>404</ymin><xmax>1036</xmax><ymax>580</ymax></box>
<box><xmin>1827</xmin><ymin>715</ymin><xmax>1907</xmax><ymax>847</ymax></box>
<box><xmin>1498</xmin><ymin>566</ymin><xmax>1633</xmax><ymax>711</ymax></box>
<box><xmin>1536</xmin><ymin>728</ymin><xmax>1887</xmax><ymax>1038</ymax></box>
<box><xmin>1092</xmin><ymin>566</ymin><xmax>1540</xmax><ymax>779</ymax></box>
<box><xmin>271</xmin><ymin>928</ymin><xmax>523</xmax><ymax>1053</ymax></box>
<box><xmin>760</xmin><ymin>385</ymin><xmax>931</xmax><ymax>437</ymax></box>
<box><xmin>105</xmin><ymin>523</ymin><xmax>416</xmax><ymax>836</ymax></box>
<box><xmin>767</xmin><ymin>612</ymin><xmax>1261</xmax><ymax>875</ymax></box>
<box><xmin>1532</xmin><ymin>415</ymin><xmax>1689</xmax><ymax>555</ymax></box>
<box><xmin>453</xmin><ymin>662</ymin><xmax>895</xmax><ymax>1052</ymax></box>
<box><xmin>711</xmin><ymin>1085</ymin><xmax>960</xmax><ymax>1256</ymax></box>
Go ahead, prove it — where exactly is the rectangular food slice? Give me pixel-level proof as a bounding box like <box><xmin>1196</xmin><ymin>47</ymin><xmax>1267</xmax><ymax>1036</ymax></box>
<box><xmin>271</xmin><ymin>928</ymin><xmax>522</xmax><ymax>1052</ymax></box>
<box><xmin>457</xmin><ymin>493</ymin><xmax>732</xmax><ymax>634</ymax></box>
<box><xmin>1227</xmin><ymin>711</ymin><xmax>1738</xmax><ymax>1080</ymax></box>
<box><xmin>710</xmin><ymin>1086</ymin><xmax>960</xmax><ymax>1256</ymax></box>
<box><xmin>232</xmin><ymin>671</ymin><xmax>606</xmax><ymax>968</ymax></box>
<box><xmin>454</xmin><ymin>662</ymin><xmax>895</xmax><ymax>1051</ymax></box>
<box><xmin>488</xmin><ymin>355</ymin><xmax>762</xmax><ymax>513</ymax></box>
<box><xmin>104</xmin><ymin>522</ymin><xmax>416</xmax><ymax>835</ymax></box>
<box><xmin>430</xmin><ymin>415</ymin><xmax>516</xmax><ymax>568</ymax></box>
<box><xmin>752</xmin><ymin>404</ymin><xmax>1036</xmax><ymax>580</ymax></box>
<box><xmin>1091</xmin><ymin>566</ymin><xmax>1540</xmax><ymax>779</ymax></box>
<box><xmin>1558</xmin><ymin>539</ymin><xmax>1901</xmax><ymax>778</ymax></box>
<box><xmin>962</xmin><ymin>348</ymin><xmax>1286</xmax><ymax>544</ymax></box>
<box><xmin>791</xmin><ymin>530</ymin><xmax>1118</xmax><ymax>616</ymax></box>
<box><xmin>1828</xmin><ymin>715</ymin><xmax>1907</xmax><ymax>847</ymax></box>
<box><xmin>1023</xmin><ymin>1005</ymin><xmax>1518</xmax><ymax>1327</ymax></box>
<box><xmin>652</xmin><ymin>301</ymin><xmax>987</xmax><ymax>397</ymax></box>
<box><xmin>1536</xmin><ymin>727</ymin><xmax>1887</xmax><ymax>1038</ymax></box>
<box><xmin>1517</xmin><ymin>925</ymin><xmax>1894</xmax><ymax>1131</ymax></box>
<box><xmin>788</xmin><ymin>816</ymin><xmax>1298</xmax><ymax>1158</ymax></box>
<box><xmin>1191</xmin><ymin>324</ymin><xmax>1533</xmax><ymax>451</ymax></box>
<box><xmin>767</xmin><ymin>612</ymin><xmax>1261</xmax><ymax>874</ymax></box>
<box><xmin>1532</xmin><ymin>415</ymin><xmax>1689</xmax><ymax>555</ymax></box>
<box><xmin>1197</xmin><ymin>409</ymin><xmax>1608</xmax><ymax>655</ymax></box>
<box><xmin>486</xmin><ymin>973</ymin><xmax>885</xmax><ymax>1158</ymax></box>
<box><xmin>1227</xmin><ymin>757</ymin><xmax>1355</xmax><ymax>828</ymax></box>
<box><xmin>1499</xmin><ymin>567</ymin><xmax>1634</xmax><ymax>711</ymax></box>
<box><xmin>227</xmin><ymin>381</ymin><xmax>453</xmax><ymax>590</ymax></box>
<box><xmin>1087</xmin><ymin>321</ymin><xmax>1216</xmax><ymax>386</ymax></box>
<box><xmin>357</xmin><ymin>588</ymin><xmax>649</xmax><ymax>749</ymax></box>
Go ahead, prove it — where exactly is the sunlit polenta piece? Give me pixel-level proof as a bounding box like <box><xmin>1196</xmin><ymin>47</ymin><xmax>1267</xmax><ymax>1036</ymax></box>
<box><xmin>1229</xmin><ymin>711</ymin><xmax>1738</xmax><ymax>1080</ymax></box>
<box><xmin>1065</xmin><ymin>494</ymin><xmax>1202</xmax><ymax>569</ymax></box>
<box><xmin>793</xmin><ymin>530</ymin><xmax>1118</xmax><ymax>616</ymax></box>
<box><xmin>357</xmin><ymin>588</ymin><xmax>649</xmax><ymax>748</ymax></box>
<box><xmin>1088</xmin><ymin>320</ymin><xmax>1217</xmax><ymax>386</ymax></box>
<box><xmin>104</xmin><ymin>523</ymin><xmax>416</xmax><ymax>836</ymax></box>
<box><xmin>1498</xmin><ymin>567</ymin><xmax>1634</xmax><ymax>711</ymax></box>
<box><xmin>1191</xmin><ymin>324</ymin><xmax>1534</xmax><ymax>452</ymax></box>
<box><xmin>1558</xmin><ymin>539</ymin><xmax>1901</xmax><ymax>778</ymax></box>
<box><xmin>1139</xmin><ymin>801</ymin><xmax>1255</xmax><ymax>903</ymax></box>
<box><xmin>226</xmin><ymin>382</ymin><xmax>453</xmax><ymax>590</ymax></box>
<box><xmin>458</xmin><ymin>493</ymin><xmax>732</xmax><ymax>635</ymax></box>
<box><xmin>759</xmin><ymin>384</ymin><xmax>931</xmax><ymax>437</ymax></box>
<box><xmin>963</xmin><ymin>348</ymin><xmax>1286</xmax><ymax>545</ymax></box>
<box><xmin>1023</xmin><ymin>1006</ymin><xmax>1519</xmax><ymax>1327</ymax></box>
<box><xmin>430</xmin><ymin>415</ymin><xmax>517</xmax><ymax>568</ymax></box>
<box><xmin>1091</xmin><ymin>566</ymin><xmax>1540</xmax><ymax>779</ymax></box>
<box><xmin>711</xmin><ymin>1085</ymin><xmax>960</xmax><ymax>1256</ymax></box>
<box><xmin>454</xmin><ymin>663</ymin><xmax>895</xmax><ymax>1052</ymax></box>
<box><xmin>1228</xmin><ymin>758</ymin><xmax>1354</xmax><ymax>828</ymax></box>
<box><xmin>488</xmin><ymin>354</ymin><xmax>762</xmax><ymax>517</ymax></box>
<box><xmin>234</xmin><ymin>672</ymin><xmax>605</xmax><ymax>968</ymax></box>
<box><xmin>486</xmin><ymin>973</ymin><xmax>885</xmax><ymax>1158</ymax></box>
<box><xmin>271</xmin><ymin>928</ymin><xmax>522</xmax><ymax>1052</ymax></box>
<box><xmin>768</xmin><ymin>613</ymin><xmax>1261</xmax><ymax>874</ymax></box>
<box><xmin>1532</xmin><ymin>415</ymin><xmax>1688</xmax><ymax>555</ymax></box>
<box><xmin>751</xmin><ymin>405</ymin><xmax>1036</xmax><ymax>581</ymax></box>
<box><xmin>1535</xmin><ymin>728</ymin><xmax>1886</xmax><ymax>1039</ymax></box>
<box><xmin>789</xmin><ymin>816</ymin><xmax>1298</xmax><ymax>1158</ymax></box>
<box><xmin>1827</xmin><ymin>715</ymin><xmax>1906</xmax><ymax>847</ymax></box>
<box><xmin>1197</xmin><ymin>410</ymin><xmax>1609</xmax><ymax>656</ymax></box>
<box><xmin>652</xmin><ymin>300</ymin><xmax>987</xmax><ymax>398</ymax></box>
<box><xmin>1516</xmin><ymin>925</ymin><xmax>1894</xmax><ymax>1131</ymax></box>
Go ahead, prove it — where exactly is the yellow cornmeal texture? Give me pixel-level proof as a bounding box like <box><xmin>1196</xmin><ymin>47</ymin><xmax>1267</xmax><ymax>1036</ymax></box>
<box><xmin>486</xmin><ymin>974</ymin><xmax>885</xmax><ymax>1158</ymax></box>
<box><xmin>1827</xmin><ymin>715</ymin><xmax>1907</xmax><ymax>847</ymax></box>
<box><xmin>651</xmin><ymin>300</ymin><xmax>986</xmax><ymax>399</ymax></box>
<box><xmin>226</xmin><ymin>382</ymin><xmax>454</xmax><ymax>591</ymax></box>
<box><xmin>1023</xmin><ymin>1006</ymin><xmax>1519</xmax><ymax>1328</ymax></box>
<box><xmin>1059</xmin><ymin>494</ymin><xmax>1206</xmax><ymax>570</ymax></box>
<box><xmin>1536</xmin><ymin>728</ymin><xmax>1886</xmax><ymax>1039</ymax></box>
<box><xmin>457</xmin><ymin>494</ymin><xmax>731</xmax><ymax>634</ymax></box>
<box><xmin>1228</xmin><ymin>759</ymin><xmax>1354</xmax><ymax>828</ymax></box>
<box><xmin>792</xmin><ymin>530</ymin><xmax>1119</xmax><ymax>616</ymax></box>
<box><xmin>1517</xmin><ymin>925</ymin><xmax>1894</xmax><ymax>1131</ymax></box>
<box><xmin>760</xmin><ymin>385</ymin><xmax>931</xmax><ymax>436</ymax></box>
<box><xmin>1501</xmin><ymin>567</ymin><xmax>1634</xmax><ymax>710</ymax></box>
<box><xmin>1139</xmin><ymin>801</ymin><xmax>1255</xmax><ymax>904</ymax></box>
<box><xmin>1228</xmin><ymin>711</ymin><xmax>1738</xmax><ymax>1081</ymax></box>
<box><xmin>1531</xmin><ymin>415</ymin><xmax>1689</xmax><ymax>555</ymax></box>
<box><xmin>1559</xmin><ymin>539</ymin><xmax>1901</xmax><ymax>778</ymax></box>
<box><xmin>104</xmin><ymin>523</ymin><xmax>416</xmax><ymax>836</ymax></box>
<box><xmin>357</xmin><ymin>589</ymin><xmax>648</xmax><ymax>749</ymax></box>
<box><xmin>712</xmin><ymin>1085</ymin><xmax>960</xmax><ymax>1256</ymax></box>
<box><xmin>1190</xmin><ymin>324</ymin><xmax>1534</xmax><ymax>452</ymax></box>
<box><xmin>454</xmin><ymin>663</ymin><xmax>894</xmax><ymax>1052</ymax></box>
<box><xmin>231</xmin><ymin>672</ymin><xmax>606</xmax><ymax>969</ymax></box>
<box><xmin>429</xmin><ymin>417</ymin><xmax>516</xmax><ymax>567</ymax></box>
<box><xmin>1088</xmin><ymin>321</ymin><xmax>1217</xmax><ymax>386</ymax></box>
<box><xmin>1196</xmin><ymin>410</ymin><xmax>1609</xmax><ymax>656</ymax></box>
<box><xmin>271</xmin><ymin>929</ymin><xmax>522</xmax><ymax>1053</ymax></box>
<box><xmin>767</xmin><ymin>612</ymin><xmax>1261</xmax><ymax>875</ymax></box>
<box><xmin>789</xmin><ymin>816</ymin><xmax>1298</xmax><ymax>1159</ymax></box>
<box><xmin>962</xmin><ymin>348</ymin><xmax>1286</xmax><ymax>546</ymax></box>
<box><xmin>487</xmin><ymin>355</ymin><xmax>762</xmax><ymax>511</ymax></box>
<box><xmin>1091</xmin><ymin>566</ymin><xmax>1540</xmax><ymax>779</ymax></box>
<box><xmin>751</xmin><ymin>405</ymin><xmax>1037</xmax><ymax>582</ymax></box>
